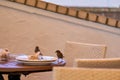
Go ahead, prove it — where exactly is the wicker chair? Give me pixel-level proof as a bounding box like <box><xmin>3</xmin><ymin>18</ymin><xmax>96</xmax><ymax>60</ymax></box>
<box><xmin>74</xmin><ymin>58</ymin><xmax>120</xmax><ymax>68</ymax></box>
<box><xmin>64</xmin><ymin>41</ymin><xmax>107</xmax><ymax>66</ymax></box>
<box><xmin>53</xmin><ymin>67</ymin><xmax>120</xmax><ymax>80</ymax></box>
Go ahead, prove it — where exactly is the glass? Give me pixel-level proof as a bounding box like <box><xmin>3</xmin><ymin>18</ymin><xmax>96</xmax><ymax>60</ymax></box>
<box><xmin>0</xmin><ymin>53</ymin><xmax>9</xmax><ymax>61</ymax></box>
<box><xmin>8</xmin><ymin>54</ymin><xmax>18</xmax><ymax>61</ymax></box>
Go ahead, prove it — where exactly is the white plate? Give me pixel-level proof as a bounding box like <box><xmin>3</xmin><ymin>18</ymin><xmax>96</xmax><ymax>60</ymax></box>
<box><xmin>16</xmin><ymin>55</ymin><xmax>57</xmax><ymax>65</ymax></box>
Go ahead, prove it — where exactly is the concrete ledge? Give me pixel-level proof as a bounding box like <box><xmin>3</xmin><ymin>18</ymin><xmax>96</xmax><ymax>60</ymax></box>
<box><xmin>15</xmin><ymin>0</ymin><xmax>25</xmax><ymax>4</ymax></box>
<box><xmin>88</xmin><ymin>13</ymin><xmax>97</xmax><ymax>22</ymax></box>
<box><xmin>107</xmin><ymin>18</ymin><xmax>117</xmax><ymax>27</ymax></box>
<box><xmin>47</xmin><ymin>3</ymin><xmax>57</xmax><ymax>12</ymax></box>
<box><xmin>75</xmin><ymin>7</ymin><xmax>120</xmax><ymax>12</ymax></box>
<box><xmin>6</xmin><ymin>0</ymin><xmax>120</xmax><ymax>28</ymax></box>
<box><xmin>97</xmin><ymin>15</ymin><xmax>107</xmax><ymax>24</ymax></box>
<box><xmin>68</xmin><ymin>8</ymin><xmax>77</xmax><ymax>17</ymax></box>
<box><xmin>77</xmin><ymin>10</ymin><xmax>88</xmax><ymax>19</ymax></box>
<box><xmin>36</xmin><ymin>1</ymin><xmax>47</xmax><ymax>9</ymax></box>
<box><xmin>57</xmin><ymin>6</ymin><xmax>68</xmax><ymax>14</ymax></box>
<box><xmin>26</xmin><ymin>0</ymin><xmax>36</xmax><ymax>6</ymax></box>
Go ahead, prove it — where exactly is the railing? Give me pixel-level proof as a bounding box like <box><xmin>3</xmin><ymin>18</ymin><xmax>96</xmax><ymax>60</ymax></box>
<box><xmin>7</xmin><ymin>0</ymin><xmax>120</xmax><ymax>28</ymax></box>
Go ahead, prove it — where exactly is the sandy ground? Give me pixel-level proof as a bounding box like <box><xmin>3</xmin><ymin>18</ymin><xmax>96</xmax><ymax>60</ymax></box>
<box><xmin>0</xmin><ymin>0</ymin><xmax>120</xmax><ymax>80</ymax></box>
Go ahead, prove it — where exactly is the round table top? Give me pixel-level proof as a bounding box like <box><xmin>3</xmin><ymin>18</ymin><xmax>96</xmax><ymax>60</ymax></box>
<box><xmin>0</xmin><ymin>61</ymin><xmax>53</xmax><ymax>74</ymax></box>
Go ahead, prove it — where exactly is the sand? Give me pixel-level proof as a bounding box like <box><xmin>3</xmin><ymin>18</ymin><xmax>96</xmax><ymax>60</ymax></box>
<box><xmin>0</xmin><ymin>1</ymin><xmax>120</xmax><ymax>80</ymax></box>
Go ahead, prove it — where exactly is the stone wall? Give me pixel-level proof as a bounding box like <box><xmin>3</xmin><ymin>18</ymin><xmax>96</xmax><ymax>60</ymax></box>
<box><xmin>7</xmin><ymin>0</ymin><xmax>120</xmax><ymax>28</ymax></box>
<box><xmin>74</xmin><ymin>7</ymin><xmax>120</xmax><ymax>20</ymax></box>
<box><xmin>94</xmin><ymin>12</ymin><xmax>120</xmax><ymax>20</ymax></box>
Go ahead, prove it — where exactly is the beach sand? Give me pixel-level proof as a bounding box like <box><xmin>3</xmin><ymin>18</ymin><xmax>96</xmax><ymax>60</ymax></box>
<box><xmin>0</xmin><ymin>1</ymin><xmax>120</xmax><ymax>80</ymax></box>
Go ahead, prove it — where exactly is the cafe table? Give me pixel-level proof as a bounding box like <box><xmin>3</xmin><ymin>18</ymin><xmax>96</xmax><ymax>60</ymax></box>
<box><xmin>0</xmin><ymin>60</ymin><xmax>53</xmax><ymax>80</ymax></box>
